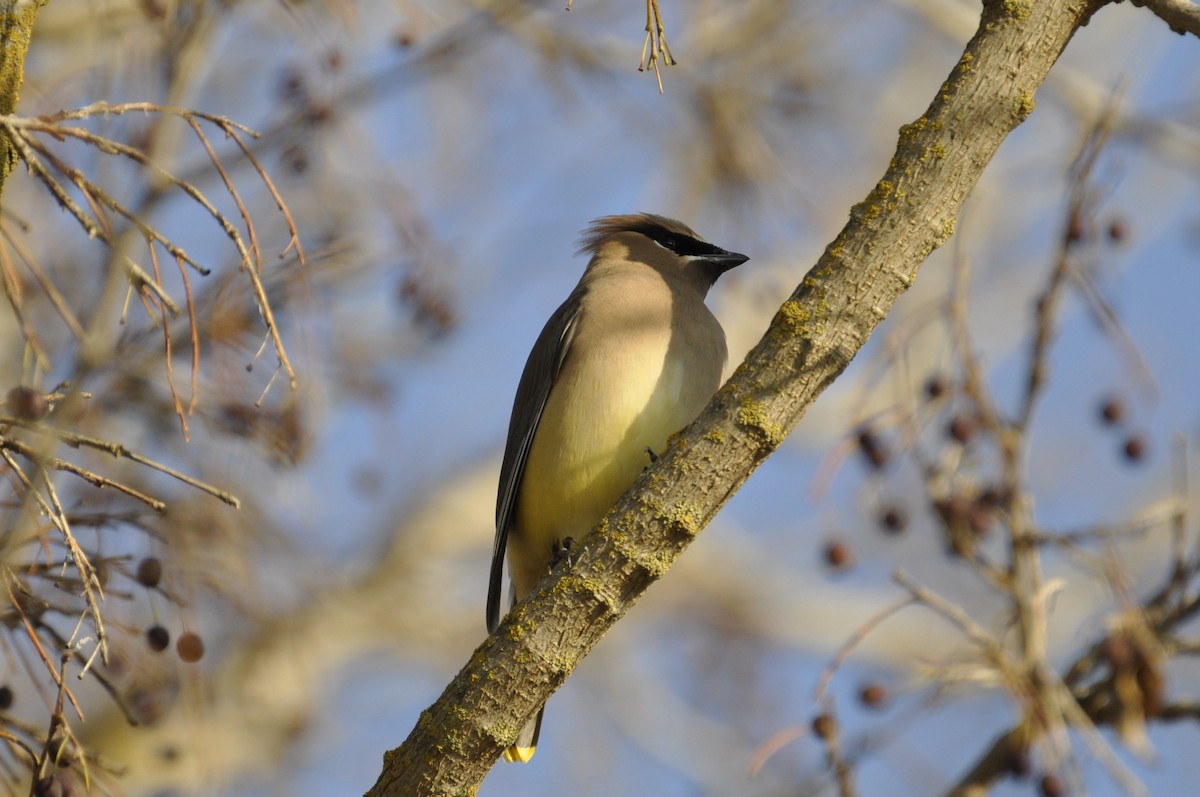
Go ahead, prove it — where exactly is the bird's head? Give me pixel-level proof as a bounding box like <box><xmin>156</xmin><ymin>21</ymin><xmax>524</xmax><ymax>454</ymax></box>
<box><xmin>578</xmin><ymin>213</ymin><xmax>748</xmax><ymax>296</ymax></box>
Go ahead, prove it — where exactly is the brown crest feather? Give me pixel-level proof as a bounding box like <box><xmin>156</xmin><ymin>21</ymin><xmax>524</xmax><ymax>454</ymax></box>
<box><xmin>577</xmin><ymin>213</ymin><xmax>701</xmax><ymax>256</ymax></box>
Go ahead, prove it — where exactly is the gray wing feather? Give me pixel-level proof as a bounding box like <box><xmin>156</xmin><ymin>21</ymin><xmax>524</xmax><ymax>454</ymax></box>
<box><xmin>487</xmin><ymin>288</ymin><xmax>584</xmax><ymax>633</ymax></box>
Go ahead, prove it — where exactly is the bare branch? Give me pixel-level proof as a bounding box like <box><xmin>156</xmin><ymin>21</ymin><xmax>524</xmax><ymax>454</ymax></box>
<box><xmin>0</xmin><ymin>436</ymin><xmax>166</xmax><ymax>511</ymax></box>
<box><xmin>0</xmin><ymin>102</ymin><xmax>301</xmax><ymax>396</ymax></box>
<box><xmin>1135</xmin><ymin>0</ymin><xmax>1200</xmax><ymax>36</ymax></box>
<box><xmin>0</xmin><ymin>416</ymin><xmax>240</xmax><ymax>508</ymax></box>
<box><xmin>639</xmin><ymin>0</ymin><xmax>677</xmax><ymax>93</ymax></box>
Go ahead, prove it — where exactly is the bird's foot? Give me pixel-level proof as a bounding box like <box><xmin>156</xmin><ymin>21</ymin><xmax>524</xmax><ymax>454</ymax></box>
<box><xmin>549</xmin><ymin>536</ymin><xmax>576</xmax><ymax>572</ymax></box>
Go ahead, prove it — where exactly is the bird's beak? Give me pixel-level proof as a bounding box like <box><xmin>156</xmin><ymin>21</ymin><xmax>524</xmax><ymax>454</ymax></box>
<box><xmin>701</xmin><ymin>249</ymin><xmax>749</xmax><ymax>273</ymax></box>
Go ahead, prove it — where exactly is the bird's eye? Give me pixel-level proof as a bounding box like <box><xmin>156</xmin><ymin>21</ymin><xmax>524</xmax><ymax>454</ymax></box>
<box><xmin>660</xmin><ymin>234</ymin><xmax>678</xmax><ymax>250</ymax></box>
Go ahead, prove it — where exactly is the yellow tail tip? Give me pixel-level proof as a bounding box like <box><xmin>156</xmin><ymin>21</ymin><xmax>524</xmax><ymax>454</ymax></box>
<box><xmin>503</xmin><ymin>745</ymin><xmax>536</xmax><ymax>763</ymax></box>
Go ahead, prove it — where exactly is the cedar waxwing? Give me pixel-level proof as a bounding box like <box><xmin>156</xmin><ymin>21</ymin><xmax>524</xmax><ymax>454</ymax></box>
<box><xmin>487</xmin><ymin>213</ymin><xmax>748</xmax><ymax>763</ymax></box>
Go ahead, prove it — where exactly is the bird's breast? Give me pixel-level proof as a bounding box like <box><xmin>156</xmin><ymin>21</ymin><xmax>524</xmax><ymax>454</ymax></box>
<box><xmin>514</xmin><ymin>278</ymin><xmax>725</xmax><ymax>575</ymax></box>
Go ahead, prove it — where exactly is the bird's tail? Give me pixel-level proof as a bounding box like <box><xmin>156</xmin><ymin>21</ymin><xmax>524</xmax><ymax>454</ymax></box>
<box><xmin>503</xmin><ymin>706</ymin><xmax>544</xmax><ymax>763</ymax></box>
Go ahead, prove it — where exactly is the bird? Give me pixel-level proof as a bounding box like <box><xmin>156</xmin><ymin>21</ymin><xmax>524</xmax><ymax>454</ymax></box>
<box><xmin>487</xmin><ymin>213</ymin><xmax>748</xmax><ymax>763</ymax></box>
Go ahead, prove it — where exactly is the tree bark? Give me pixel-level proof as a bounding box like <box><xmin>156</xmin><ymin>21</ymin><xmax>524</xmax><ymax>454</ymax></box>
<box><xmin>365</xmin><ymin>0</ymin><xmax>1110</xmax><ymax>794</ymax></box>
<box><xmin>0</xmin><ymin>0</ymin><xmax>47</xmax><ymax>211</ymax></box>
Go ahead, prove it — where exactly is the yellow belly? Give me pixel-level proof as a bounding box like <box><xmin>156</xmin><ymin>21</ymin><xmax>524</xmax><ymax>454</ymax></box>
<box><xmin>510</xmin><ymin>335</ymin><xmax>713</xmax><ymax>597</ymax></box>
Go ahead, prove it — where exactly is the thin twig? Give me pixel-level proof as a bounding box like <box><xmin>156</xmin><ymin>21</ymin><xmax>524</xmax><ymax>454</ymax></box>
<box><xmin>1</xmin><ymin>126</ymin><xmax>101</xmax><ymax>239</ymax></box>
<box><xmin>0</xmin><ymin>436</ymin><xmax>167</xmax><ymax>511</ymax></box>
<box><xmin>0</xmin><ymin>230</ymin><xmax>50</xmax><ymax>369</ymax></box>
<box><xmin>173</xmin><ymin>251</ymin><xmax>202</xmax><ymax>417</ymax></box>
<box><xmin>34</xmin><ymin>471</ymin><xmax>110</xmax><ymax>668</ymax></box>
<box><xmin>223</xmin><ymin>125</ymin><xmax>307</xmax><ymax>268</ymax></box>
<box><xmin>813</xmin><ymin>595</ymin><xmax>916</xmax><ymax>703</ymax></box>
<box><xmin>148</xmin><ymin>244</ymin><xmax>190</xmax><ymax>441</ymax></box>
<box><xmin>185</xmin><ymin>116</ymin><xmax>261</xmax><ymax>272</ymax></box>
<box><xmin>0</xmin><ymin>419</ymin><xmax>239</xmax><ymax>508</ymax></box>
<box><xmin>1053</xmin><ymin>676</ymin><xmax>1147</xmax><ymax>796</ymax></box>
<box><xmin>638</xmin><ymin>0</ymin><xmax>677</xmax><ymax>93</ymax></box>
<box><xmin>891</xmin><ymin>570</ymin><xmax>1017</xmax><ymax>675</ymax></box>
<box><xmin>0</xmin><ymin>729</ymin><xmax>39</xmax><ymax>767</ymax></box>
<box><xmin>1</xmin><ymin>574</ymin><xmax>84</xmax><ymax>721</ymax></box>
<box><xmin>1</xmin><ymin>103</ymin><xmax>300</xmax><ymax>396</ymax></box>
<box><xmin>0</xmin><ymin>221</ymin><xmax>86</xmax><ymax>341</ymax></box>
<box><xmin>123</xmin><ymin>256</ymin><xmax>181</xmax><ymax>316</ymax></box>
<box><xmin>22</xmin><ymin>133</ymin><xmax>213</xmax><ymax>277</ymax></box>
<box><xmin>40</xmin><ymin>624</ymin><xmax>143</xmax><ymax>726</ymax></box>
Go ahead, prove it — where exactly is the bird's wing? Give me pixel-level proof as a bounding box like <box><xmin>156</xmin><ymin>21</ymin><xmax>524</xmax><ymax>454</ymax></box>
<box><xmin>487</xmin><ymin>288</ymin><xmax>585</xmax><ymax>632</ymax></box>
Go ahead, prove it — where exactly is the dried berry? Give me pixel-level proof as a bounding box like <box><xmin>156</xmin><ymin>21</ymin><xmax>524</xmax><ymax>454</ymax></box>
<box><xmin>823</xmin><ymin>540</ymin><xmax>853</xmax><ymax>571</ymax></box>
<box><xmin>859</xmin><ymin>682</ymin><xmax>888</xmax><ymax>708</ymax></box>
<box><xmin>978</xmin><ymin>484</ymin><xmax>1012</xmax><ymax>510</ymax></box>
<box><xmin>4</xmin><ymin>386</ymin><xmax>49</xmax><ymax>421</ymax></box>
<box><xmin>177</xmin><ymin>632</ymin><xmax>205</xmax><ymax>663</ymax></box>
<box><xmin>1099</xmin><ymin>396</ymin><xmax>1124</xmax><ymax>426</ymax></box>
<box><xmin>1122</xmin><ymin>435</ymin><xmax>1147</xmax><ymax>463</ymax></box>
<box><xmin>136</xmin><ymin>557</ymin><xmax>163</xmax><ymax>588</ymax></box>
<box><xmin>810</xmin><ymin>713</ymin><xmax>835</xmax><ymax>740</ymax></box>
<box><xmin>856</xmin><ymin>427</ymin><xmax>889</xmax><ymax>470</ymax></box>
<box><xmin>879</xmin><ymin>505</ymin><xmax>908</xmax><ymax>535</ymax></box>
<box><xmin>1040</xmin><ymin>773</ymin><xmax>1065</xmax><ymax>797</ymax></box>
<box><xmin>947</xmin><ymin>414</ymin><xmax>975</xmax><ymax>444</ymax></box>
<box><xmin>146</xmin><ymin>625</ymin><xmax>170</xmax><ymax>653</ymax></box>
<box><xmin>934</xmin><ymin>494</ymin><xmax>972</xmax><ymax>527</ymax></box>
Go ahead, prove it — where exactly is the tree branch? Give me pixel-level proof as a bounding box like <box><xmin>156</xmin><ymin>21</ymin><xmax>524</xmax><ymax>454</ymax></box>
<box><xmin>1133</xmin><ymin>0</ymin><xmax>1200</xmax><ymax>36</ymax></box>
<box><xmin>0</xmin><ymin>0</ymin><xmax>49</xmax><ymax>208</ymax></box>
<box><xmin>366</xmin><ymin>0</ymin><xmax>1110</xmax><ymax>794</ymax></box>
